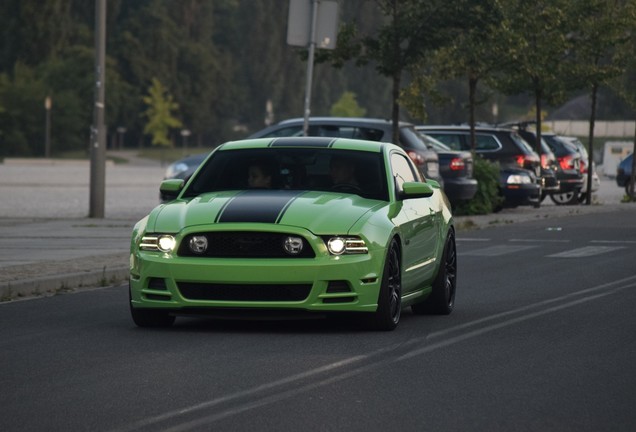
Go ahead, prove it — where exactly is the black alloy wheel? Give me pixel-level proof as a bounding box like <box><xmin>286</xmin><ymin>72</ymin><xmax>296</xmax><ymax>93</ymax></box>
<box><xmin>369</xmin><ymin>239</ymin><xmax>401</xmax><ymax>331</ymax></box>
<box><xmin>412</xmin><ymin>230</ymin><xmax>457</xmax><ymax>315</ymax></box>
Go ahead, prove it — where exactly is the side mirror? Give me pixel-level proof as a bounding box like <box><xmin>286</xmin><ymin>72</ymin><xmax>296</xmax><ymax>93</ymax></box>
<box><xmin>399</xmin><ymin>181</ymin><xmax>434</xmax><ymax>200</ymax></box>
<box><xmin>160</xmin><ymin>179</ymin><xmax>185</xmax><ymax>201</ymax></box>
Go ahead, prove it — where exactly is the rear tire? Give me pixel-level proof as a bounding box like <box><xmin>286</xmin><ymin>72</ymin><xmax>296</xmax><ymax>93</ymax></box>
<box><xmin>367</xmin><ymin>239</ymin><xmax>401</xmax><ymax>331</ymax></box>
<box><xmin>550</xmin><ymin>190</ymin><xmax>580</xmax><ymax>205</ymax></box>
<box><xmin>412</xmin><ymin>230</ymin><xmax>457</xmax><ymax>315</ymax></box>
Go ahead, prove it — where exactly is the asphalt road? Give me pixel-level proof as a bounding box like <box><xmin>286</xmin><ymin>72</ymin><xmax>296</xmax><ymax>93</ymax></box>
<box><xmin>1</xmin><ymin>210</ymin><xmax>634</xmax><ymax>432</ymax></box>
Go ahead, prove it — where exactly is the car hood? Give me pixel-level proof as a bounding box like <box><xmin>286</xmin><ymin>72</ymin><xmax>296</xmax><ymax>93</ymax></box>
<box><xmin>147</xmin><ymin>190</ymin><xmax>385</xmax><ymax>235</ymax></box>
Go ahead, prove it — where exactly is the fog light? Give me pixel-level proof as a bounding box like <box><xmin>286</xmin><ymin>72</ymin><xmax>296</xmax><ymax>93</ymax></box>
<box><xmin>189</xmin><ymin>235</ymin><xmax>208</xmax><ymax>254</ymax></box>
<box><xmin>157</xmin><ymin>235</ymin><xmax>176</xmax><ymax>252</ymax></box>
<box><xmin>283</xmin><ymin>236</ymin><xmax>304</xmax><ymax>255</ymax></box>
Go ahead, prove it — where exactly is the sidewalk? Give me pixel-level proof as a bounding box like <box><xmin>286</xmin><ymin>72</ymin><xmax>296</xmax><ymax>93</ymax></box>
<box><xmin>0</xmin><ymin>154</ymin><xmax>634</xmax><ymax>301</ymax></box>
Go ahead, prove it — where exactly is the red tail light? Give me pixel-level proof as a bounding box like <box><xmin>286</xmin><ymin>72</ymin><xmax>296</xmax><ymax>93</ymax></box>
<box><xmin>515</xmin><ymin>154</ymin><xmax>538</xmax><ymax>168</ymax></box>
<box><xmin>449</xmin><ymin>157</ymin><xmax>465</xmax><ymax>171</ymax></box>
<box><xmin>579</xmin><ymin>159</ymin><xmax>587</xmax><ymax>174</ymax></box>
<box><xmin>558</xmin><ymin>155</ymin><xmax>575</xmax><ymax>170</ymax></box>
<box><xmin>407</xmin><ymin>151</ymin><xmax>425</xmax><ymax>165</ymax></box>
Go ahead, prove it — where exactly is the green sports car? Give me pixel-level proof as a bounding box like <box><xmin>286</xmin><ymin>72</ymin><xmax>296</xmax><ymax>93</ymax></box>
<box><xmin>129</xmin><ymin>137</ymin><xmax>456</xmax><ymax>330</ymax></box>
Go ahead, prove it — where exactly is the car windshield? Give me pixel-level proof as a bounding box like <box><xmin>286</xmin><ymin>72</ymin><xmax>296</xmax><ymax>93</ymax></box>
<box><xmin>400</xmin><ymin>126</ymin><xmax>431</xmax><ymax>150</ymax></box>
<box><xmin>511</xmin><ymin>132</ymin><xmax>537</xmax><ymax>155</ymax></box>
<box><xmin>183</xmin><ymin>147</ymin><xmax>389</xmax><ymax>201</ymax></box>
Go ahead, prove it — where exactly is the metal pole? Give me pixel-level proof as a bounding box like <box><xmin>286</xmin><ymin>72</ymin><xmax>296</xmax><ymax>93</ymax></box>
<box><xmin>302</xmin><ymin>0</ymin><xmax>319</xmax><ymax>136</ymax></box>
<box><xmin>89</xmin><ymin>0</ymin><xmax>107</xmax><ymax>218</ymax></box>
<box><xmin>44</xmin><ymin>96</ymin><xmax>51</xmax><ymax>158</ymax></box>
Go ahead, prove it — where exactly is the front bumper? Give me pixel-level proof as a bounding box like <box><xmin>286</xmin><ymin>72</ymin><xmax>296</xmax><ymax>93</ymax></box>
<box><xmin>130</xmin><ymin>250</ymin><xmax>385</xmax><ymax>314</ymax></box>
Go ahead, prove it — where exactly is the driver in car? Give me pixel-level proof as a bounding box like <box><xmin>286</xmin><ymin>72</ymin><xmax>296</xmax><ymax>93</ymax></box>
<box><xmin>329</xmin><ymin>155</ymin><xmax>359</xmax><ymax>190</ymax></box>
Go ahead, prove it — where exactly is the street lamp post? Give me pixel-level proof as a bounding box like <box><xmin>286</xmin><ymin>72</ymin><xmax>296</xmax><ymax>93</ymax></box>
<box><xmin>180</xmin><ymin>129</ymin><xmax>191</xmax><ymax>152</ymax></box>
<box><xmin>44</xmin><ymin>96</ymin><xmax>52</xmax><ymax>158</ymax></box>
<box><xmin>116</xmin><ymin>127</ymin><xmax>127</xmax><ymax>149</ymax></box>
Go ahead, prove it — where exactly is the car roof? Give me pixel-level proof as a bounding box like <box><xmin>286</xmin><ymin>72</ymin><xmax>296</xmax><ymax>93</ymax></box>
<box><xmin>416</xmin><ymin>124</ymin><xmax>516</xmax><ymax>133</ymax></box>
<box><xmin>219</xmin><ymin>137</ymin><xmax>393</xmax><ymax>153</ymax></box>
<box><xmin>275</xmin><ymin>117</ymin><xmax>415</xmax><ymax>128</ymax></box>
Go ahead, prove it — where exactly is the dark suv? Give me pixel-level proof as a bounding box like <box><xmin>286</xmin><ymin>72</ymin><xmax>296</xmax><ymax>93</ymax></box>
<box><xmin>248</xmin><ymin>117</ymin><xmax>443</xmax><ymax>186</ymax></box>
<box><xmin>515</xmin><ymin>129</ymin><xmax>584</xmax><ymax>205</ymax></box>
<box><xmin>416</xmin><ymin>125</ymin><xmax>545</xmax><ymax>208</ymax></box>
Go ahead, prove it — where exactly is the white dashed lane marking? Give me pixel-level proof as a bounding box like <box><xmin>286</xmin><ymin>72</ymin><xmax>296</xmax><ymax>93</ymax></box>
<box><xmin>547</xmin><ymin>246</ymin><xmax>626</xmax><ymax>258</ymax></box>
<box><xmin>462</xmin><ymin>245</ymin><xmax>538</xmax><ymax>257</ymax></box>
<box><xmin>457</xmin><ymin>238</ymin><xmax>632</xmax><ymax>258</ymax></box>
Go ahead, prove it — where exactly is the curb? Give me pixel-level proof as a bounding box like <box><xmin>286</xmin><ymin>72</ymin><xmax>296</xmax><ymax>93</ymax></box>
<box><xmin>0</xmin><ymin>266</ymin><xmax>129</xmax><ymax>301</ymax></box>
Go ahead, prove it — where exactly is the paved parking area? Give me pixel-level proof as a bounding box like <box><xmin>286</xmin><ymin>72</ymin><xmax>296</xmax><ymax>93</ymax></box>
<box><xmin>0</xmin><ymin>159</ymin><xmax>166</xmax><ymax>220</ymax></box>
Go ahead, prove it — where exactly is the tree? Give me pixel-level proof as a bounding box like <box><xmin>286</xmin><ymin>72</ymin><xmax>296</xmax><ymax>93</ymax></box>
<box><xmin>610</xmin><ymin>1</ymin><xmax>636</xmax><ymax>200</ymax></box>
<box><xmin>330</xmin><ymin>91</ymin><xmax>366</xmax><ymax>117</ymax></box>
<box><xmin>324</xmin><ymin>0</ymin><xmax>464</xmax><ymax>144</ymax></box>
<box><xmin>568</xmin><ymin>0</ymin><xmax>636</xmax><ymax>204</ymax></box>
<box><xmin>493</xmin><ymin>0</ymin><xmax>575</xmax><ymax>161</ymax></box>
<box><xmin>142</xmin><ymin>78</ymin><xmax>182</xmax><ymax>148</ymax></box>
<box><xmin>421</xmin><ymin>0</ymin><xmax>510</xmax><ymax>154</ymax></box>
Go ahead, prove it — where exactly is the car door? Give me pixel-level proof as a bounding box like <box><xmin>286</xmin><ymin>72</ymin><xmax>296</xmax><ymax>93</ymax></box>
<box><xmin>390</xmin><ymin>152</ymin><xmax>439</xmax><ymax>293</ymax></box>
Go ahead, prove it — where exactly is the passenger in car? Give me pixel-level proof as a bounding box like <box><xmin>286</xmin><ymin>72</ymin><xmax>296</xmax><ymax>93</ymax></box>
<box><xmin>329</xmin><ymin>155</ymin><xmax>360</xmax><ymax>188</ymax></box>
<box><xmin>247</xmin><ymin>159</ymin><xmax>276</xmax><ymax>189</ymax></box>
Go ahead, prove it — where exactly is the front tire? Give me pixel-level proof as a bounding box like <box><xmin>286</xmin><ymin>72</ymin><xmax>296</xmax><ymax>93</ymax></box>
<box><xmin>412</xmin><ymin>230</ymin><xmax>457</xmax><ymax>315</ymax></box>
<box><xmin>129</xmin><ymin>285</ymin><xmax>175</xmax><ymax>328</ymax></box>
<box><xmin>368</xmin><ymin>239</ymin><xmax>401</xmax><ymax>331</ymax></box>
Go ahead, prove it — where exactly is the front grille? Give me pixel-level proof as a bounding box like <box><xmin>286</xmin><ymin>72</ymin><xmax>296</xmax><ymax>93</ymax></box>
<box><xmin>178</xmin><ymin>282</ymin><xmax>312</xmax><ymax>301</ymax></box>
<box><xmin>178</xmin><ymin>232</ymin><xmax>315</xmax><ymax>258</ymax></box>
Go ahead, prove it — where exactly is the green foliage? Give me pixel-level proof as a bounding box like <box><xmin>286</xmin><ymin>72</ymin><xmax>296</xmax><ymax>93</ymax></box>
<box><xmin>0</xmin><ymin>63</ymin><xmax>48</xmax><ymax>157</ymax></box>
<box><xmin>142</xmin><ymin>78</ymin><xmax>182</xmax><ymax>147</ymax></box>
<box><xmin>330</xmin><ymin>92</ymin><xmax>366</xmax><ymax>117</ymax></box>
<box><xmin>0</xmin><ymin>0</ymin><xmax>634</xmax><ymax>169</ymax></box>
<box><xmin>452</xmin><ymin>157</ymin><xmax>503</xmax><ymax>215</ymax></box>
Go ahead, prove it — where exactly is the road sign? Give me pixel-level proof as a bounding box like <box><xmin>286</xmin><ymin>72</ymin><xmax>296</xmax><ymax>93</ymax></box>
<box><xmin>287</xmin><ymin>0</ymin><xmax>338</xmax><ymax>49</ymax></box>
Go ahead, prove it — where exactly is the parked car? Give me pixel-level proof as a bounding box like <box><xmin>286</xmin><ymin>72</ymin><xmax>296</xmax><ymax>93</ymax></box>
<box><xmin>560</xmin><ymin>136</ymin><xmax>600</xmax><ymax>200</ymax></box>
<box><xmin>160</xmin><ymin>152</ymin><xmax>207</xmax><ymax>201</ymax></box>
<box><xmin>416</xmin><ymin>125</ymin><xmax>543</xmax><ymax>208</ymax></box>
<box><xmin>163</xmin><ymin>152</ymin><xmax>207</xmax><ymax>180</ymax></box>
<box><xmin>248</xmin><ymin>117</ymin><xmax>442</xmax><ymax>186</ymax></box>
<box><xmin>616</xmin><ymin>153</ymin><xmax>635</xmax><ymax>197</ymax></box>
<box><xmin>516</xmin><ymin>129</ymin><xmax>585</xmax><ymax>205</ymax></box>
<box><xmin>129</xmin><ymin>137</ymin><xmax>456</xmax><ymax>331</ymax></box>
<box><xmin>418</xmin><ymin>132</ymin><xmax>478</xmax><ymax>204</ymax></box>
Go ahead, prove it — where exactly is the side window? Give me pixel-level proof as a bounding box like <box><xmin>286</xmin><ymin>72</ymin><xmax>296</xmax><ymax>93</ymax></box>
<box><xmin>262</xmin><ymin>126</ymin><xmax>303</xmax><ymax>138</ymax></box>
<box><xmin>475</xmin><ymin>134</ymin><xmax>501</xmax><ymax>151</ymax></box>
<box><xmin>317</xmin><ymin>125</ymin><xmax>342</xmax><ymax>137</ymax></box>
<box><xmin>427</xmin><ymin>133</ymin><xmax>462</xmax><ymax>151</ymax></box>
<box><xmin>391</xmin><ymin>153</ymin><xmax>418</xmax><ymax>193</ymax></box>
<box><xmin>354</xmin><ymin>128</ymin><xmax>385</xmax><ymax>141</ymax></box>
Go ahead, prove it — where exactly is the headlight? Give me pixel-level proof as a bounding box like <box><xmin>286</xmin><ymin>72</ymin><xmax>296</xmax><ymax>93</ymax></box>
<box><xmin>326</xmin><ymin>236</ymin><xmax>368</xmax><ymax>255</ymax></box>
<box><xmin>506</xmin><ymin>174</ymin><xmax>532</xmax><ymax>184</ymax></box>
<box><xmin>140</xmin><ymin>234</ymin><xmax>177</xmax><ymax>252</ymax></box>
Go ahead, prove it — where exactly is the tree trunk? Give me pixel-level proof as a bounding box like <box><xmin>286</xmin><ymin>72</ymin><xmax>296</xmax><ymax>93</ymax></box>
<box><xmin>390</xmin><ymin>0</ymin><xmax>400</xmax><ymax>146</ymax></box>
<box><xmin>629</xmin><ymin>112</ymin><xmax>636</xmax><ymax>199</ymax></box>
<box><xmin>469</xmin><ymin>75</ymin><xmax>478</xmax><ymax>156</ymax></box>
<box><xmin>391</xmin><ymin>71</ymin><xmax>401</xmax><ymax>145</ymax></box>
<box><xmin>585</xmin><ymin>83</ymin><xmax>598</xmax><ymax>205</ymax></box>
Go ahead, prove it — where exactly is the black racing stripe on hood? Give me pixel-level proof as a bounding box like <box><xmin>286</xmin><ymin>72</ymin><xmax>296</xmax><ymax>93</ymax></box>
<box><xmin>269</xmin><ymin>137</ymin><xmax>336</xmax><ymax>148</ymax></box>
<box><xmin>216</xmin><ymin>190</ymin><xmax>304</xmax><ymax>223</ymax></box>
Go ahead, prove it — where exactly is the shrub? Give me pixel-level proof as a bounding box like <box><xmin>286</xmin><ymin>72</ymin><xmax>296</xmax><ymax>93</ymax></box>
<box><xmin>453</xmin><ymin>156</ymin><xmax>503</xmax><ymax>215</ymax></box>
